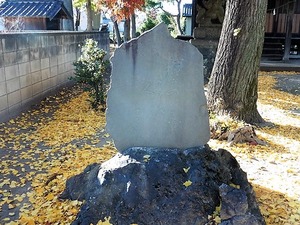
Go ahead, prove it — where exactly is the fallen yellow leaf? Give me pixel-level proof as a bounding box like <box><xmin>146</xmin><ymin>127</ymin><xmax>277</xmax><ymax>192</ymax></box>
<box><xmin>229</xmin><ymin>183</ymin><xmax>240</xmax><ymax>189</ymax></box>
<box><xmin>183</xmin><ymin>180</ymin><xmax>192</xmax><ymax>187</ymax></box>
<box><xmin>183</xmin><ymin>167</ymin><xmax>190</xmax><ymax>173</ymax></box>
<box><xmin>8</xmin><ymin>204</ymin><xmax>15</xmax><ymax>209</ymax></box>
<box><xmin>143</xmin><ymin>155</ymin><xmax>151</xmax><ymax>162</ymax></box>
<box><xmin>97</xmin><ymin>216</ymin><xmax>112</xmax><ymax>225</ymax></box>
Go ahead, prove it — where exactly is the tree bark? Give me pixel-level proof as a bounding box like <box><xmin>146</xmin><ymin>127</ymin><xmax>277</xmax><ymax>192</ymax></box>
<box><xmin>207</xmin><ymin>0</ymin><xmax>267</xmax><ymax>124</ymax></box>
<box><xmin>75</xmin><ymin>7</ymin><xmax>80</xmax><ymax>31</ymax></box>
<box><xmin>112</xmin><ymin>17</ymin><xmax>122</xmax><ymax>46</ymax></box>
<box><xmin>124</xmin><ymin>18</ymin><xmax>131</xmax><ymax>42</ymax></box>
<box><xmin>131</xmin><ymin>13</ymin><xmax>137</xmax><ymax>38</ymax></box>
<box><xmin>86</xmin><ymin>0</ymin><xmax>93</xmax><ymax>31</ymax></box>
<box><xmin>175</xmin><ymin>0</ymin><xmax>183</xmax><ymax>34</ymax></box>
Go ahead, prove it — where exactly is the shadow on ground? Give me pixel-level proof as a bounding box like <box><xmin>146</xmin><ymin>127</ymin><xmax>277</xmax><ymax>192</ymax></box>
<box><xmin>253</xmin><ymin>183</ymin><xmax>300</xmax><ymax>225</ymax></box>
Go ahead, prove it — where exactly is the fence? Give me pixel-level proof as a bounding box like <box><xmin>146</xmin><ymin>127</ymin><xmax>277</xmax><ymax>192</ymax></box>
<box><xmin>0</xmin><ymin>31</ymin><xmax>109</xmax><ymax>122</ymax></box>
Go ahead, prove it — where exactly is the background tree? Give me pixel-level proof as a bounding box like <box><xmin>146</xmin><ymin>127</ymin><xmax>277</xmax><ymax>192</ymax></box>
<box><xmin>96</xmin><ymin>0</ymin><xmax>145</xmax><ymax>19</ymax></box>
<box><xmin>131</xmin><ymin>13</ymin><xmax>137</xmax><ymax>38</ymax></box>
<box><xmin>73</xmin><ymin>0</ymin><xmax>94</xmax><ymax>31</ymax></box>
<box><xmin>86</xmin><ymin>0</ymin><xmax>93</xmax><ymax>31</ymax></box>
<box><xmin>124</xmin><ymin>18</ymin><xmax>131</xmax><ymax>42</ymax></box>
<box><xmin>145</xmin><ymin>0</ymin><xmax>183</xmax><ymax>35</ymax></box>
<box><xmin>207</xmin><ymin>0</ymin><xmax>268</xmax><ymax>124</ymax></box>
<box><xmin>96</xmin><ymin>0</ymin><xmax>145</xmax><ymax>44</ymax></box>
<box><xmin>74</xmin><ymin>7</ymin><xmax>81</xmax><ymax>31</ymax></box>
<box><xmin>111</xmin><ymin>17</ymin><xmax>123</xmax><ymax>45</ymax></box>
<box><xmin>174</xmin><ymin>0</ymin><xmax>183</xmax><ymax>34</ymax></box>
<box><xmin>139</xmin><ymin>0</ymin><xmax>176</xmax><ymax>34</ymax></box>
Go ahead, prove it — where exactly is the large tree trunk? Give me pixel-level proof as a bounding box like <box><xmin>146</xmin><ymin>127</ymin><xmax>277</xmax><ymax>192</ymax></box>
<box><xmin>131</xmin><ymin>13</ymin><xmax>137</xmax><ymax>38</ymax></box>
<box><xmin>112</xmin><ymin>17</ymin><xmax>122</xmax><ymax>46</ymax></box>
<box><xmin>207</xmin><ymin>0</ymin><xmax>267</xmax><ymax>124</ymax></box>
<box><xmin>86</xmin><ymin>0</ymin><xmax>93</xmax><ymax>31</ymax></box>
<box><xmin>124</xmin><ymin>18</ymin><xmax>131</xmax><ymax>42</ymax></box>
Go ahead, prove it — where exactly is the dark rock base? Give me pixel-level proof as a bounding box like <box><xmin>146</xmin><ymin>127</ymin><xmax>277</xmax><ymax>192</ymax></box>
<box><xmin>60</xmin><ymin>145</ymin><xmax>265</xmax><ymax>225</ymax></box>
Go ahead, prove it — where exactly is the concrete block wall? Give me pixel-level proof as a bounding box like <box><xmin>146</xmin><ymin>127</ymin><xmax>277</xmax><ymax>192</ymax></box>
<box><xmin>0</xmin><ymin>31</ymin><xmax>109</xmax><ymax>123</ymax></box>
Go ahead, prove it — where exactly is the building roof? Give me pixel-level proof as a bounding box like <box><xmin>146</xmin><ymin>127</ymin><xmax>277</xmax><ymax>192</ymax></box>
<box><xmin>182</xmin><ymin>4</ymin><xmax>192</xmax><ymax>17</ymax></box>
<box><xmin>0</xmin><ymin>0</ymin><xmax>72</xmax><ymax>20</ymax></box>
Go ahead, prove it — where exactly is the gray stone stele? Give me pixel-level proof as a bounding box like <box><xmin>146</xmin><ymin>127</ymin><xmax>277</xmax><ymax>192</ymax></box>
<box><xmin>106</xmin><ymin>23</ymin><xmax>210</xmax><ymax>152</ymax></box>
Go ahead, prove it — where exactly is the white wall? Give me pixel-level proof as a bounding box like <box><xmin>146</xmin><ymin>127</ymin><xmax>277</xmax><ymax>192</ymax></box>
<box><xmin>185</xmin><ymin>18</ymin><xmax>192</xmax><ymax>35</ymax></box>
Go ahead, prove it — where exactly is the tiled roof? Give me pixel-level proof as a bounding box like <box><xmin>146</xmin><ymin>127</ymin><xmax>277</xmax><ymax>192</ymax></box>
<box><xmin>0</xmin><ymin>0</ymin><xmax>72</xmax><ymax>20</ymax></box>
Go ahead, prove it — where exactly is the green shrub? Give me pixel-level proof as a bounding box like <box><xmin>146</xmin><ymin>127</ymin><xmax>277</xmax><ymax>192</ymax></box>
<box><xmin>72</xmin><ymin>39</ymin><xmax>109</xmax><ymax>110</ymax></box>
<box><xmin>140</xmin><ymin>17</ymin><xmax>158</xmax><ymax>33</ymax></box>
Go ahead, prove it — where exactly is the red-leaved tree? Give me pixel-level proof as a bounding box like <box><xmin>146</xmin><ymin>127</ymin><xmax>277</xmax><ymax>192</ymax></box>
<box><xmin>96</xmin><ymin>0</ymin><xmax>145</xmax><ymax>45</ymax></box>
<box><xmin>97</xmin><ymin>0</ymin><xmax>144</xmax><ymax>20</ymax></box>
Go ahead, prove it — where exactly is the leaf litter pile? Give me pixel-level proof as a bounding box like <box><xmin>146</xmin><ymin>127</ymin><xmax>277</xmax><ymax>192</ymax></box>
<box><xmin>0</xmin><ymin>72</ymin><xmax>300</xmax><ymax>224</ymax></box>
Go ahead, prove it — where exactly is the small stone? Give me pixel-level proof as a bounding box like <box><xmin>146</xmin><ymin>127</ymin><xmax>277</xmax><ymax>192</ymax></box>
<box><xmin>219</xmin><ymin>183</ymin><xmax>248</xmax><ymax>220</ymax></box>
<box><xmin>220</xmin><ymin>215</ymin><xmax>260</xmax><ymax>225</ymax></box>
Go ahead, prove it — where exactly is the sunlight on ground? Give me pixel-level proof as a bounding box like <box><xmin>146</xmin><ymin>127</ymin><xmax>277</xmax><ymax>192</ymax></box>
<box><xmin>256</xmin><ymin>130</ymin><xmax>299</xmax><ymax>154</ymax></box>
<box><xmin>209</xmin><ymin>72</ymin><xmax>300</xmax><ymax>225</ymax></box>
<box><xmin>0</xmin><ymin>73</ymin><xmax>300</xmax><ymax>224</ymax></box>
<box><xmin>258</xmin><ymin>103</ymin><xmax>300</xmax><ymax>128</ymax></box>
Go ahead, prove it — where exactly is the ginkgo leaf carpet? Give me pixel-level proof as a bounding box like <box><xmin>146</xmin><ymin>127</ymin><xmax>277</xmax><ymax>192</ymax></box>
<box><xmin>0</xmin><ymin>72</ymin><xmax>300</xmax><ymax>225</ymax></box>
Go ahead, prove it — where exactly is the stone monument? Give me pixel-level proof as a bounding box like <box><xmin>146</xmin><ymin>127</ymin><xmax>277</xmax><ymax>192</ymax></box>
<box><xmin>60</xmin><ymin>23</ymin><xmax>265</xmax><ymax>225</ymax></box>
<box><xmin>106</xmin><ymin>23</ymin><xmax>210</xmax><ymax>152</ymax></box>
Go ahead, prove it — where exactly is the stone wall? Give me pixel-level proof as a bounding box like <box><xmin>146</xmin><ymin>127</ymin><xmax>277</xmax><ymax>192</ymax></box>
<box><xmin>0</xmin><ymin>31</ymin><xmax>109</xmax><ymax>122</ymax></box>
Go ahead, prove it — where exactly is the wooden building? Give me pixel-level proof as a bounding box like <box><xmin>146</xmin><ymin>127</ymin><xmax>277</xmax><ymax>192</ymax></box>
<box><xmin>264</xmin><ymin>0</ymin><xmax>300</xmax><ymax>60</ymax></box>
<box><xmin>186</xmin><ymin>0</ymin><xmax>300</xmax><ymax>61</ymax></box>
<box><xmin>0</xmin><ymin>0</ymin><xmax>72</xmax><ymax>31</ymax></box>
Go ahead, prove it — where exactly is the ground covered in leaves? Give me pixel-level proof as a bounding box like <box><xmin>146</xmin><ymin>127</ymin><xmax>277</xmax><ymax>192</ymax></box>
<box><xmin>0</xmin><ymin>86</ymin><xmax>117</xmax><ymax>224</ymax></box>
<box><xmin>209</xmin><ymin>71</ymin><xmax>300</xmax><ymax>225</ymax></box>
<box><xmin>0</xmin><ymin>72</ymin><xmax>300</xmax><ymax>225</ymax></box>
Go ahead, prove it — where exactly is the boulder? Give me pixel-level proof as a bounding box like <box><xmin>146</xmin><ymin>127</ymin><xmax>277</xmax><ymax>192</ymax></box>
<box><xmin>60</xmin><ymin>146</ymin><xmax>265</xmax><ymax>225</ymax></box>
